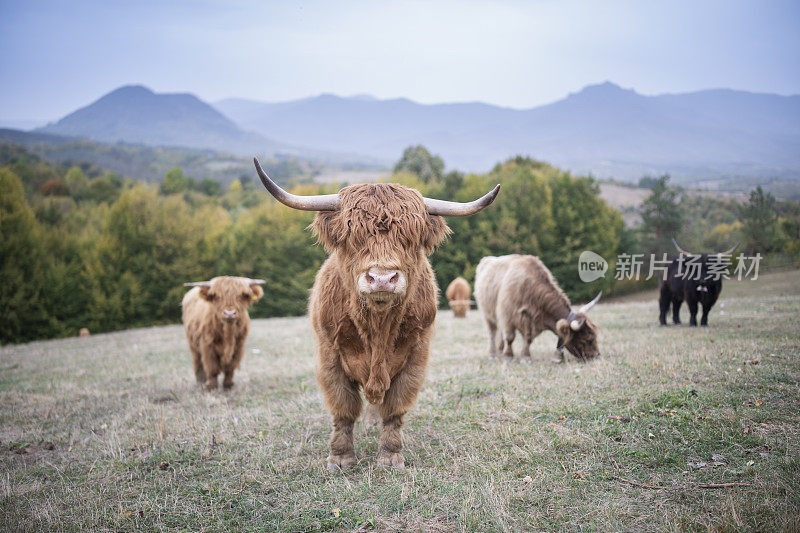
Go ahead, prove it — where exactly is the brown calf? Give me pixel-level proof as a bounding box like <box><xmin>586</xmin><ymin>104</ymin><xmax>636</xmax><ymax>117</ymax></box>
<box><xmin>182</xmin><ymin>276</ymin><xmax>264</xmax><ymax>390</ymax></box>
<box><xmin>445</xmin><ymin>276</ymin><xmax>471</xmax><ymax>318</ymax></box>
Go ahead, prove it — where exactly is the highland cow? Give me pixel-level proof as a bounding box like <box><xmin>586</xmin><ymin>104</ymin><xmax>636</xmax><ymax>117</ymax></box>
<box><xmin>445</xmin><ymin>276</ymin><xmax>471</xmax><ymax>318</ymax></box>
<box><xmin>474</xmin><ymin>254</ymin><xmax>601</xmax><ymax>363</ymax></box>
<box><xmin>182</xmin><ymin>276</ymin><xmax>264</xmax><ymax>391</ymax></box>
<box><xmin>254</xmin><ymin>158</ymin><xmax>499</xmax><ymax>470</ymax></box>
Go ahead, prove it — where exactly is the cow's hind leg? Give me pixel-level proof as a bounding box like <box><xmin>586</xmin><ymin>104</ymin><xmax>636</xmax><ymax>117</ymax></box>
<box><xmin>672</xmin><ymin>296</ymin><xmax>683</xmax><ymax>325</ymax></box>
<box><xmin>501</xmin><ymin>322</ymin><xmax>516</xmax><ymax>361</ymax></box>
<box><xmin>658</xmin><ymin>288</ymin><xmax>670</xmax><ymax>326</ymax></box>
<box><xmin>484</xmin><ymin>317</ymin><xmax>499</xmax><ymax>358</ymax></box>
<box><xmin>317</xmin><ymin>355</ymin><xmax>361</xmax><ymax>471</ymax></box>
<box><xmin>517</xmin><ymin>313</ymin><xmax>535</xmax><ymax>364</ymax></box>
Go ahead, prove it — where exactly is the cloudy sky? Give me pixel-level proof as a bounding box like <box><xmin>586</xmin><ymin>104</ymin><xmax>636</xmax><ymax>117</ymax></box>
<box><xmin>1</xmin><ymin>0</ymin><xmax>799</xmax><ymax>123</ymax></box>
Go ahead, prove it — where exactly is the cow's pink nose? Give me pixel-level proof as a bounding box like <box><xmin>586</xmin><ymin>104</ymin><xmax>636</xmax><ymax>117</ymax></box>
<box><xmin>223</xmin><ymin>309</ymin><xmax>237</xmax><ymax>319</ymax></box>
<box><xmin>366</xmin><ymin>269</ymin><xmax>401</xmax><ymax>292</ymax></box>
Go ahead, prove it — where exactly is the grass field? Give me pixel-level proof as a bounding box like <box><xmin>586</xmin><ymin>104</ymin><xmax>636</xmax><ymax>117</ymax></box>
<box><xmin>1</xmin><ymin>270</ymin><xmax>799</xmax><ymax>531</ymax></box>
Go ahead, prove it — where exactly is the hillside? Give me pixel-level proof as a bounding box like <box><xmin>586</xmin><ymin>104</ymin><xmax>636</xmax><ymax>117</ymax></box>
<box><xmin>0</xmin><ymin>129</ymin><xmax>316</xmax><ymax>186</ymax></box>
<box><xmin>215</xmin><ymin>83</ymin><xmax>800</xmax><ymax>182</ymax></box>
<box><xmin>37</xmin><ymin>85</ymin><xmax>283</xmax><ymax>156</ymax></box>
<box><xmin>1</xmin><ymin>270</ymin><xmax>798</xmax><ymax>530</ymax></box>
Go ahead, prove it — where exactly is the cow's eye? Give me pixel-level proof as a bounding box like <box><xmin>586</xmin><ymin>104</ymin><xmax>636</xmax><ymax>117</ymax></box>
<box><xmin>241</xmin><ymin>292</ymin><xmax>250</xmax><ymax>300</ymax></box>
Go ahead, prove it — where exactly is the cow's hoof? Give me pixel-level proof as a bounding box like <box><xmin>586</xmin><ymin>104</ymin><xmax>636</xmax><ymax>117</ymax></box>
<box><xmin>204</xmin><ymin>383</ymin><xmax>218</xmax><ymax>392</ymax></box>
<box><xmin>222</xmin><ymin>383</ymin><xmax>234</xmax><ymax>391</ymax></box>
<box><xmin>377</xmin><ymin>451</ymin><xmax>405</xmax><ymax>471</ymax></box>
<box><xmin>326</xmin><ymin>453</ymin><xmax>356</xmax><ymax>471</ymax></box>
<box><xmin>519</xmin><ymin>358</ymin><xmax>532</xmax><ymax>365</ymax></box>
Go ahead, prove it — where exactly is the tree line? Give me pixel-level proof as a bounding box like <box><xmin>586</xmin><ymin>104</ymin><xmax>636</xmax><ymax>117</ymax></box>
<box><xmin>2</xmin><ymin>143</ymin><xmax>797</xmax><ymax>344</ymax></box>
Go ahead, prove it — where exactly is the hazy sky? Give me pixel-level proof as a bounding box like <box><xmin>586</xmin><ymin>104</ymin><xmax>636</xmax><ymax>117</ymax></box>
<box><xmin>1</xmin><ymin>0</ymin><xmax>799</xmax><ymax>122</ymax></box>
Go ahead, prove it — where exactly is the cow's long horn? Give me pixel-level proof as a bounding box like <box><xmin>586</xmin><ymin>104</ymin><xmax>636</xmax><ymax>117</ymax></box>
<box><xmin>422</xmin><ymin>184</ymin><xmax>501</xmax><ymax>216</ymax></box>
<box><xmin>184</xmin><ymin>281</ymin><xmax>212</xmax><ymax>287</ymax></box>
<box><xmin>578</xmin><ymin>290</ymin><xmax>602</xmax><ymax>314</ymax></box>
<box><xmin>718</xmin><ymin>242</ymin><xmax>740</xmax><ymax>256</ymax></box>
<box><xmin>672</xmin><ymin>238</ymin><xmax>695</xmax><ymax>256</ymax></box>
<box><xmin>247</xmin><ymin>278</ymin><xmax>266</xmax><ymax>285</ymax></box>
<box><xmin>254</xmin><ymin>158</ymin><xmax>340</xmax><ymax>211</ymax></box>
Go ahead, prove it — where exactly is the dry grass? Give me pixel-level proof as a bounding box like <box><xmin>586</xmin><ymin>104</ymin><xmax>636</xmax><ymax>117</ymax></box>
<box><xmin>1</xmin><ymin>271</ymin><xmax>799</xmax><ymax>531</ymax></box>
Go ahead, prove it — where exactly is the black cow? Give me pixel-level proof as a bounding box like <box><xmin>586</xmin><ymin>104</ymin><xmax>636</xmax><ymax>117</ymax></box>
<box><xmin>658</xmin><ymin>239</ymin><xmax>739</xmax><ymax>327</ymax></box>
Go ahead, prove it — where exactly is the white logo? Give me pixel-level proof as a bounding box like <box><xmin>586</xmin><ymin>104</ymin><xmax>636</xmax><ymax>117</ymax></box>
<box><xmin>578</xmin><ymin>250</ymin><xmax>608</xmax><ymax>282</ymax></box>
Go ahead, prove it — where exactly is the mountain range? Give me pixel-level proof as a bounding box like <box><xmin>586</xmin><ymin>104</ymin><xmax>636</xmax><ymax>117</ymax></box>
<box><xmin>33</xmin><ymin>82</ymin><xmax>800</xmax><ymax>181</ymax></box>
<box><xmin>216</xmin><ymin>82</ymin><xmax>800</xmax><ymax>179</ymax></box>
<box><xmin>38</xmin><ymin>85</ymin><xmax>282</xmax><ymax>156</ymax></box>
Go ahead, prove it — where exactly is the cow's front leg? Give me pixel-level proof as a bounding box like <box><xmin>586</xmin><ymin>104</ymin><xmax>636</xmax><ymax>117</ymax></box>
<box><xmin>222</xmin><ymin>367</ymin><xmax>236</xmax><ymax>390</ymax></box>
<box><xmin>317</xmin><ymin>355</ymin><xmax>362</xmax><ymax>471</ymax></box>
<box><xmin>200</xmin><ymin>346</ymin><xmax>220</xmax><ymax>391</ymax></box>
<box><xmin>687</xmin><ymin>298</ymin><xmax>698</xmax><ymax>327</ymax></box>
<box><xmin>375</xmin><ymin>351</ymin><xmax>428</xmax><ymax>470</ymax></box>
<box><xmin>700</xmin><ymin>304</ymin><xmax>710</xmax><ymax>327</ymax></box>
<box><xmin>223</xmin><ymin>343</ymin><xmax>245</xmax><ymax>390</ymax></box>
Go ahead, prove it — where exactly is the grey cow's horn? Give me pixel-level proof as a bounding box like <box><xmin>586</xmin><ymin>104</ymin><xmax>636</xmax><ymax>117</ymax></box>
<box><xmin>672</xmin><ymin>238</ymin><xmax>695</xmax><ymax>257</ymax></box>
<box><xmin>254</xmin><ymin>158</ymin><xmax>341</xmax><ymax>211</ymax></box>
<box><xmin>254</xmin><ymin>157</ymin><xmax>500</xmax><ymax>216</ymax></box>
<box><xmin>422</xmin><ymin>184</ymin><xmax>501</xmax><ymax>217</ymax></box>
<box><xmin>578</xmin><ymin>290</ymin><xmax>602</xmax><ymax>314</ymax></box>
<box><xmin>184</xmin><ymin>281</ymin><xmax>212</xmax><ymax>287</ymax></box>
<box><xmin>673</xmin><ymin>237</ymin><xmax>740</xmax><ymax>257</ymax></box>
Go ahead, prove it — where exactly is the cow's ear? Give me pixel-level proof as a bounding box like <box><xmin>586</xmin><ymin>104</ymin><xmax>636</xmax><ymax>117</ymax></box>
<box><xmin>249</xmin><ymin>284</ymin><xmax>264</xmax><ymax>303</ymax></box>
<box><xmin>555</xmin><ymin>319</ymin><xmax>572</xmax><ymax>341</ymax></box>
<box><xmin>312</xmin><ymin>211</ymin><xmax>345</xmax><ymax>252</ymax></box>
<box><xmin>422</xmin><ymin>215</ymin><xmax>451</xmax><ymax>254</ymax></box>
<box><xmin>198</xmin><ymin>286</ymin><xmax>214</xmax><ymax>301</ymax></box>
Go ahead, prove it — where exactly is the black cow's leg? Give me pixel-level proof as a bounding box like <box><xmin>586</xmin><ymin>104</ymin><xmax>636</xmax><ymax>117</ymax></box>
<box><xmin>672</xmin><ymin>296</ymin><xmax>682</xmax><ymax>325</ymax></box>
<box><xmin>700</xmin><ymin>304</ymin><xmax>710</xmax><ymax>326</ymax></box>
<box><xmin>687</xmin><ymin>298</ymin><xmax>698</xmax><ymax>327</ymax></box>
<box><xmin>659</xmin><ymin>290</ymin><xmax>670</xmax><ymax>326</ymax></box>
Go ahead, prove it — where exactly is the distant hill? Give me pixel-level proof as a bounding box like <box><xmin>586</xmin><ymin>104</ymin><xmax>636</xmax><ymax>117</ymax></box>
<box><xmin>215</xmin><ymin>82</ymin><xmax>800</xmax><ymax>181</ymax></box>
<box><xmin>37</xmin><ymin>85</ymin><xmax>284</xmax><ymax>156</ymax></box>
<box><xmin>0</xmin><ymin>129</ymin><xmax>323</xmax><ymax>186</ymax></box>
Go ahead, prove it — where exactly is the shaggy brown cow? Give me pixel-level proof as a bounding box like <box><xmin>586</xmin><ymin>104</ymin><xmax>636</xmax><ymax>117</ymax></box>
<box><xmin>475</xmin><ymin>254</ymin><xmax>601</xmax><ymax>363</ymax></box>
<box><xmin>182</xmin><ymin>276</ymin><xmax>265</xmax><ymax>391</ymax></box>
<box><xmin>254</xmin><ymin>158</ymin><xmax>499</xmax><ymax>470</ymax></box>
<box><xmin>445</xmin><ymin>276</ymin><xmax>471</xmax><ymax>318</ymax></box>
